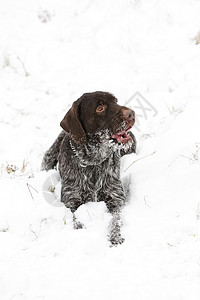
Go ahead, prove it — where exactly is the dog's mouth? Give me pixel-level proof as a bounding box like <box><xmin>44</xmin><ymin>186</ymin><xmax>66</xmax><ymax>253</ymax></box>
<box><xmin>111</xmin><ymin>125</ymin><xmax>133</xmax><ymax>144</ymax></box>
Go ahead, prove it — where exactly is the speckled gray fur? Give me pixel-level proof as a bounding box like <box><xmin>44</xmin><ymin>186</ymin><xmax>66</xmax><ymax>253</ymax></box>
<box><xmin>41</xmin><ymin>130</ymin><xmax>136</xmax><ymax>246</ymax></box>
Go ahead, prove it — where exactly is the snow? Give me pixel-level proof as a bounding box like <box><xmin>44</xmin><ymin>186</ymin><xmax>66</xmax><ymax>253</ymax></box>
<box><xmin>1</xmin><ymin>0</ymin><xmax>200</xmax><ymax>299</ymax></box>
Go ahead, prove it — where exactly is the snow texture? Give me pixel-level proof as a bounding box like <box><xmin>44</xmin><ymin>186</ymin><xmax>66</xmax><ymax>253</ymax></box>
<box><xmin>0</xmin><ymin>0</ymin><xmax>200</xmax><ymax>299</ymax></box>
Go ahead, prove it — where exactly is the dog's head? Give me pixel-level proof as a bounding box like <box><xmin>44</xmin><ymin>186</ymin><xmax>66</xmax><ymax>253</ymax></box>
<box><xmin>60</xmin><ymin>91</ymin><xmax>135</xmax><ymax>145</ymax></box>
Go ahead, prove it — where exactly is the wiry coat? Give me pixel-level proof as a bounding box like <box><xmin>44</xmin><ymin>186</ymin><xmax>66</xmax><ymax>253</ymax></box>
<box><xmin>41</xmin><ymin>92</ymin><xmax>136</xmax><ymax>245</ymax></box>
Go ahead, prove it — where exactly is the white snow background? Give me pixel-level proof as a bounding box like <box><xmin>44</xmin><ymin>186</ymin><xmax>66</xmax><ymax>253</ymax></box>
<box><xmin>0</xmin><ymin>0</ymin><xmax>200</xmax><ymax>299</ymax></box>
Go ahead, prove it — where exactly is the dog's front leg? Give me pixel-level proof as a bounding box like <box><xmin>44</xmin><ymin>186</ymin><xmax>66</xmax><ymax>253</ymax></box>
<box><xmin>72</xmin><ymin>214</ymin><xmax>84</xmax><ymax>229</ymax></box>
<box><xmin>102</xmin><ymin>183</ymin><xmax>126</xmax><ymax>246</ymax></box>
<box><xmin>108</xmin><ymin>210</ymin><xmax>125</xmax><ymax>246</ymax></box>
<box><xmin>61</xmin><ymin>184</ymin><xmax>84</xmax><ymax>229</ymax></box>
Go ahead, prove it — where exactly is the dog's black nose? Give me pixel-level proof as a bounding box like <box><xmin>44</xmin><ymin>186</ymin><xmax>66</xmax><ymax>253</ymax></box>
<box><xmin>122</xmin><ymin>109</ymin><xmax>135</xmax><ymax>121</ymax></box>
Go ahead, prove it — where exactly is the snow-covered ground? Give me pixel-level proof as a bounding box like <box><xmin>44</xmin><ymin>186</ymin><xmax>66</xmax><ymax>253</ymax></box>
<box><xmin>1</xmin><ymin>0</ymin><xmax>200</xmax><ymax>299</ymax></box>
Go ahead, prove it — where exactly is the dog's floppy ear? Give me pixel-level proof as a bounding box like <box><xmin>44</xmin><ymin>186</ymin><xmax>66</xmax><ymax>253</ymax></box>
<box><xmin>60</xmin><ymin>99</ymin><xmax>86</xmax><ymax>144</ymax></box>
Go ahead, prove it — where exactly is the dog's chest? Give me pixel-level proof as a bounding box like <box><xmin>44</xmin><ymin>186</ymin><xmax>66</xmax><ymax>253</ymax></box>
<box><xmin>80</xmin><ymin>154</ymin><xmax>120</xmax><ymax>193</ymax></box>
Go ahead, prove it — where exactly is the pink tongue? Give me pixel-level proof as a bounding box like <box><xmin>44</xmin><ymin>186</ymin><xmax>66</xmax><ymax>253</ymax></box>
<box><xmin>112</xmin><ymin>132</ymin><xmax>128</xmax><ymax>142</ymax></box>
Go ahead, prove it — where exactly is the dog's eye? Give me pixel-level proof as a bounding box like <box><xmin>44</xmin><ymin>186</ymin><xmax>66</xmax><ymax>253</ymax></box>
<box><xmin>96</xmin><ymin>105</ymin><xmax>105</xmax><ymax>112</ymax></box>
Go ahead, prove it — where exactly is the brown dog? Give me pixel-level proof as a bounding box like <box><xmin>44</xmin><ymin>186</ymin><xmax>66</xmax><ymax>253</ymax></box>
<box><xmin>41</xmin><ymin>91</ymin><xmax>136</xmax><ymax>245</ymax></box>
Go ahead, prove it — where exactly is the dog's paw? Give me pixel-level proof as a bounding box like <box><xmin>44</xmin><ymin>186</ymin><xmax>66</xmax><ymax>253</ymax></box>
<box><xmin>73</xmin><ymin>220</ymin><xmax>84</xmax><ymax>230</ymax></box>
<box><xmin>109</xmin><ymin>236</ymin><xmax>125</xmax><ymax>247</ymax></box>
<box><xmin>109</xmin><ymin>233</ymin><xmax>125</xmax><ymax>247</ymax></box>
<box><xmin>73</xmin><ymin>215</ymin><xmax>84</xmax><ymax>229</ymax></box>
